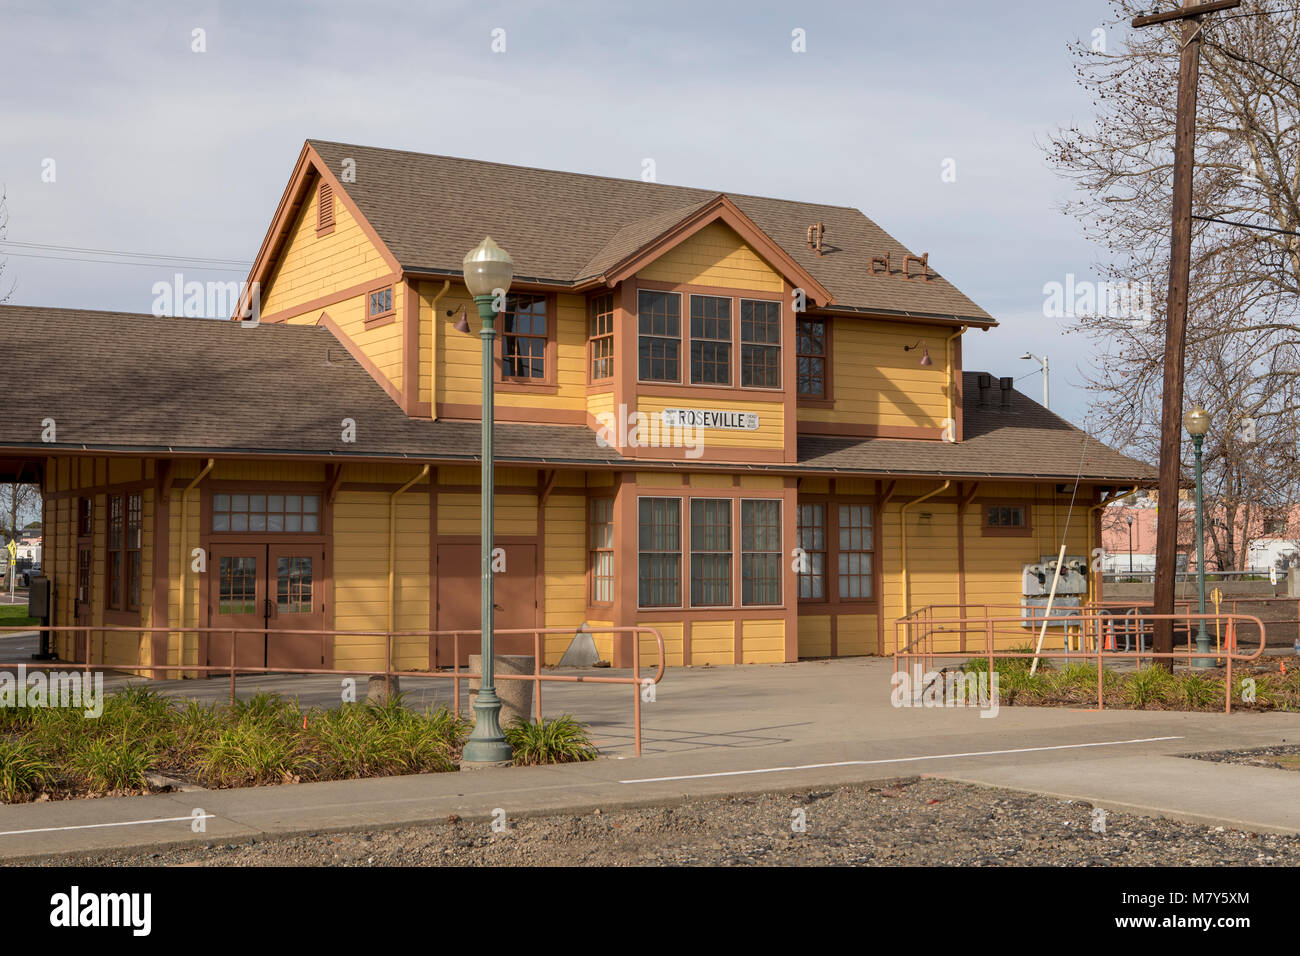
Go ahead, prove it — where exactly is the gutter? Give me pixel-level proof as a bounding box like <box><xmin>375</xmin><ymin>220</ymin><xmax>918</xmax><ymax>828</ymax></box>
<box><xmin>943</xmin><ymin>325</ymin><xmax>966</xmax><ymax>441</ymax></box>
<box><xmin>428</xmin><ymin>280</ymin><xmax>451</xmax><ymax>422</ymax></box>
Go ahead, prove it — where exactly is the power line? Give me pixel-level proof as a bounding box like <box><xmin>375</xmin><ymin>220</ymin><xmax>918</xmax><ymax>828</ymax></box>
<box><xmin>0</xmin><ymin>249</ymin><xmax>249</xmax><ymax>273</ymax></box>
<box><xmin>1192</xmin><ymin>214</ymin><xmax>1300</xmax><ymax>237</ymax></box>
<box><xmin>0</xmin><ymin>239</ymin><xmax>247</xmax><ymax>266</ymax></box>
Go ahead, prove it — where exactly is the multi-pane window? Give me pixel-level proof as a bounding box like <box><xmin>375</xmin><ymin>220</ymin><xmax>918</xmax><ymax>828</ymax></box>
<box><xmin>589</xmin><ymin>294</ymin><xmax>615</xmax><ymax>381</ymax></box>
<box><xmin>500</xmin><ymin>293</ymin><xmax>548</xmax><ymax>380</ymax></box>
<box><xmin>796</xmin><ymin>503</ymin><xmax>827</xmax><ymax>600</ymax></box>
<box><xmin>742</xmin><ymin>500</ymin><xmax>782</xmax><ymax>605</ymax></box>
<box><xmin>77</xmin><ymin>497</ymin><xmax>93</xmax><ymax>537</ymax></box>
<box><xmin>638</xmin><ymin>290</ymin><xmax>681</xmax><ymax>382</ymax></box>
<box><xmin>638</xmin><ymin>498</ymin><xmax>681</xmax><ymax>607</ymax></box>
<box><xmin>985</xmin><ymin>505</ymin><xmax>1027</xmax><ymax>530</ymax></box>
<box><xmin>589</xmin><ymin>497</ymin><xmax>614</xmax><ymax>605</ymax></box>
<box><xmin>106</xmin><ymin>492</ymin><xmax>142</xmax><ymax>612</ymax></box>
<box><xmin>796</xmin><ymin>319</ymin><xmax>827</xmax><ymax>397</ymax></box>
<box><xmin>218</xmin><ymin>556</ymin><xmax>258</xmax><ymax>615</ymax></box>
<box><xmin>212</xmin><ymin>494</ymin><xmax>320</xmax><ymax>533</ymax></box>
<box><xmin>838</xmin><ymin>504</ymin><xmax>873</xmax><ymax>600</ymax></box>
<box><xmin>367</xmin><ymin>286</ymin><xmax>393</xmax><ymax>320</ymax></box>
<box><xmin>690</xmin><ymin>296</ymin><xmax>732</xmax><ymax>385</ymax></box>
<box><xmin>740</xmin><ymin>300</ymin><xmax>781</xmax><ymax>388</ymax></box>
<box><xmin>277</xmin><ymin>557</ymin><xmax>314</xmax><ymax>613</ymax></box>
<box><xmin>690</xmin><ymin>499</ymin><xmax>732</xmax><ymax>606</ymax></box>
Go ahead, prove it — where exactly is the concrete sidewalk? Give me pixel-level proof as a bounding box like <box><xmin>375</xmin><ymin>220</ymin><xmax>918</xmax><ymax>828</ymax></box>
<box><xmin>1</xmin><ymin>657</ymin><xmax>1299</xmax><ymax>860</ymax></box>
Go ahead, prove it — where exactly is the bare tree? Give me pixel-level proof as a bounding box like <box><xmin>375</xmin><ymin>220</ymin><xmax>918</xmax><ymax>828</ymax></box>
<box><xmin>1045</xmin><ymin>1</ymin><xmax>1300</xmax><ymax>567</ymax></box>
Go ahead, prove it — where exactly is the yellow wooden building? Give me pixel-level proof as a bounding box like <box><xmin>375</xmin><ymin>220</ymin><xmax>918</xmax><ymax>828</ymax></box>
<box><xmin>0</xmin><ymin>140</ymin><xmax>1153</xmax><ymax>676</ymax></box>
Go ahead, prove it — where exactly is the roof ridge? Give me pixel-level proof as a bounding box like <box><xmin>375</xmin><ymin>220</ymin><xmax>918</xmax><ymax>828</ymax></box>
<box><xmin>306</xmin><ymin>139</ymin><xmax>862</xmax><ymax>213</ymax></box>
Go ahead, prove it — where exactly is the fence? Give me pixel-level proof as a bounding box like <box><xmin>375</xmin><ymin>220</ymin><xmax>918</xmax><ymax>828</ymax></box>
<box><xmin>893</xmin><ymin>605</ymin><xmax>1268</xmax><ymax>714</ymax></box>
<box><xmin>0</xmin><ymin>624</ymin><xmax>665</xmax><ymax>756</ymax></box>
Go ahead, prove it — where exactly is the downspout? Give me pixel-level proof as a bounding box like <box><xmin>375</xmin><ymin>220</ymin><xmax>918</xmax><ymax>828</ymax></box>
<box><xmin>943</xmin><ymin>326</ymin><xmax>966</xmax><ymax>442</ymax></box>
<box><xmin>429</xmin><ymin>281</ymin><xmax>450</xmax><ymax>421</ymax></box>
<box><xmin>1088</xmin><ymin>486</ymin><xmax>1141</xmax><ymax>606</ymax></box>
<box><xmin>389</xmin><ymin>465</ymin><xmax>431</xmax><ymax>662</ymax></box>
<box><xmin>179</xmin><ymin>458</ymin><xmax>215</xmax><ymax>667</ymax></box>
<box><xmin>900</xmin><ymin>480</ymin><xmax>951</xmax><ymax>616</ymax></box>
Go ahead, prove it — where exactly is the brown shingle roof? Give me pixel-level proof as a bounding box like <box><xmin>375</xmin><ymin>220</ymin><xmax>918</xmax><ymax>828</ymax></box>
<box><xmin>797</xmin><ymin>372</ymin><xmax>1156</xmax><ymax>482</ymax></box>
<box><xmin>0</xmin><ymin>306</ymin><xmax>620</xmax><ymax>465</ymax></box>
<box><xmin>307</xmin><ymin>140</ymin><xmax>996</xmax><ymax>326</ymax></box>
<box><xmin>0</xmin><ymin>308</ymin><xmax>1150</xmax><ymax>483</ymax></box>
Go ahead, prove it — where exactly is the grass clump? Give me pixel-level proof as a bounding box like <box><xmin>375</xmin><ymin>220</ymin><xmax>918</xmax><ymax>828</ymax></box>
<box><xmin>0</xmin><ymin>739</ymin><xmax>53</xmax><ymax>801</ymax></box>
<box><xmin>504</xmin><ymin>714</ymin><xmax>599</xmax><ymax>766</ymax></box>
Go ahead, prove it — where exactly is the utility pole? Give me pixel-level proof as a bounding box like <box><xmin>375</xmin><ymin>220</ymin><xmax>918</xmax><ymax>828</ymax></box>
<box><xmin>1132</xmin><ymin>0</ymin><xmax>1240</xmax><ymax>667</ymax></box>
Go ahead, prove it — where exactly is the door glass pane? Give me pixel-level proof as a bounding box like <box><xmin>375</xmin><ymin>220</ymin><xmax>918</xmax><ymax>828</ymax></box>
<box><xmin>277</xmin><ymin>556</ymin><xmax>313</xmax><ymax>613</ymax></box>
<box><xmin>218</xmin><ymin>556</ymin><xmax>258</xmax><ymax>615</ymax></box>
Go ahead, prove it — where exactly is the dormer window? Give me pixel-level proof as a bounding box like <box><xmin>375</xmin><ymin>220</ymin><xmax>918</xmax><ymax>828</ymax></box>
<box><xmin>316</xmin><ymin>180</ymin><xmax>335</xmax><ymax>236</ymax></box>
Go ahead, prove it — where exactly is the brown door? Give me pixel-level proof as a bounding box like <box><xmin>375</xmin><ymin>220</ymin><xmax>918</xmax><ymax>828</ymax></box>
<box><xmin>266</xmin><ymin>544</ymin><xmax>326</xmax><ymax>669</ymax></box>
<box><xmin>208</xmin><ymin>546</ymin><xmax>267</xmax><ymax>671</ymax></box>
<box><xmin>75</xmin><ymin>545</ymin><xmax>92</xmax><ymax>662</ymax></box>
<box><xmin>435</xmin><ymin>543</ymin><xmax>537</xmax><ymax>666</ymax></box>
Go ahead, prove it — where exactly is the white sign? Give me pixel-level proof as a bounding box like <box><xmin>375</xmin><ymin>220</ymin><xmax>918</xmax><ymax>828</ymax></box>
<box><xmin>660</xmin><ymin>408</ymin><xmax>759</xmax><ymax>431</ymax></box>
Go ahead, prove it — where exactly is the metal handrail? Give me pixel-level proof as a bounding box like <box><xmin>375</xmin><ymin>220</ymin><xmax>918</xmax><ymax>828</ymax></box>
<box><xmin>893</xmin><ymin>607</ymin><xmax>1267</xmax><ymax>714</ymax></box>
<box><xmin>0</xmin><ymin>624</ymin><xmax>665</xmax><ymax>756</ymax></box>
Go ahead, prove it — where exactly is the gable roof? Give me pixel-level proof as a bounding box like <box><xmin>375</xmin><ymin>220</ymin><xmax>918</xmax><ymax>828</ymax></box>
<box><xmin>302</xmin><ymin>140</ymin><xmax>996</xmax><ymax>326</ymax></box>
<box><xmin>0</xmin><ymin>307</ymin><xmax>1149</xmax><ymax>484</ymax></box>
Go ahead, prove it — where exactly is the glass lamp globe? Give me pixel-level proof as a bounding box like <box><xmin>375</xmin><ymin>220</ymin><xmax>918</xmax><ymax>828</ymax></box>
<box><xmin>1183</xmin><ymin>406</ymin><xmax>1211</xmax><ymax>437</ymax></box>
<box><xmin>462</xmin><ymin>237</ymin><xmax>514</xmax><ymax>298</ymax></box>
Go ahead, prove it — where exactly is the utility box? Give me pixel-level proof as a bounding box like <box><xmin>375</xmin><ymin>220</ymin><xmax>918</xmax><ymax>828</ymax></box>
<box><xmin>27</xmin><ymin>576</ymin><xmax>51</xmax><ymax>619</ymax></box>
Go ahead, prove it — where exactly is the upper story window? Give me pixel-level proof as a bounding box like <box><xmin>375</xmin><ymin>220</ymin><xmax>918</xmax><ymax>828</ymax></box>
<box><xmin>589</xmin><ymin>294</ymin><xmax>615</xmax><ymax>382</ymax></box>
<box><xmin>1263</xmin><ymin>514</ymin><xmax>1288</xmax><ymax>536</ymax></box>
<box><xmin>740</xmin><ymin>300</ymin><xmax>781</xmax><ymax>389</ymax></box>
<box><xmin>367</xmin><ymin>285</ymin><xmax>394</xmax><ymax>324</ymax></box>
<box><xmin>796</xmin><ymin>319</ymin><xmax>827</xmax><ymax>398</ymax></box>
<box><xmin>690</xmin><ymin>295</ymin><xmax>731</xmax><ymax>385</ymax></box>
<box><xmin>316</xmin><ymin>181</ymin><xmax>335</xmax><ymax>236</ymax></box>
<box><xmin>638</xmin><ymin>290</ymin><xmax>681</xmax><ymax>382</ymax></box>
<box><xmin>500</xmin><ymin>293</ymin><xmax>548</xmax><ymax>381</ymax></box>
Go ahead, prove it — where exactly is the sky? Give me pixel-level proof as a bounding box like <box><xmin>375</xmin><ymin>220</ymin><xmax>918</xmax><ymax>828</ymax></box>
<box><xmin>0</xmin><ymin>0</ymin><xmax>1146</xmax><ymax>427</ymax></box>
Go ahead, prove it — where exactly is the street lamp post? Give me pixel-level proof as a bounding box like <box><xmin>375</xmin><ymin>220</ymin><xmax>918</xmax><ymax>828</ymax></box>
<box><xmin>1020</xmin><ymin>353</ymin><xmax>1050</xmax><ymax>410</ymax></box>
<box><xmin>461</xmin><ymin>237</ymin><xmax>517</xmax><ymax>765</ymax></box>
<box><xmin>1127</xmin><ymin>514</ymin><xmax>1134</xmax><ymax>574</ymax></box>
<box><xmin>1184</xmin><ymin>406</ymin><xmax>1213</xmax><ymax>669</ymax></box>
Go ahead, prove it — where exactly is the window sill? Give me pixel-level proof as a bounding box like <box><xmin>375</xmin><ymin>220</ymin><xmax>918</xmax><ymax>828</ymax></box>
<box><xmin>797</xmin><ymin>397</ymin><xmax>835</xmax><ymax>408</ymax></box>
<box><xmin>495</xmin><ymin>381</ymin><xmax>559</xmax><ymax>394</ymax></box>
<box><xmin>364</xmin><ymin>314</ymin><xmax>396</xmax><ymax>330</ymax></box>
<box><xmin>103</xmin><ymin>608</ymin><xmax>142</xmax><ymax>627</ymax></box>
<box><xmin>981</xmin><ymin>527</ymin><xmax>1033</xmax><ymax>537</ymax></box>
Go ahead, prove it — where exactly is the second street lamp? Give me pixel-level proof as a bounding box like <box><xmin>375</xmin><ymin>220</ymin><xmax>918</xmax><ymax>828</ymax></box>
<box><xmin>461</xmin><ymin>236</ymin><xmax>516</xmax><ymax>765</ymax></box>
<box><xmin>1184</xmin><ymin>405</ymin><xmax>1213</xmax><ymax>670</ymax></box>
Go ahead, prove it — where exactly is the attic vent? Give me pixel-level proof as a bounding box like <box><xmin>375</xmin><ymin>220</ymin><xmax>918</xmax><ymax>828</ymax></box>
<box><xmin>317</xmin><ymin>181</ymin><xmax>335</xmax><ymax>235</ymax></box>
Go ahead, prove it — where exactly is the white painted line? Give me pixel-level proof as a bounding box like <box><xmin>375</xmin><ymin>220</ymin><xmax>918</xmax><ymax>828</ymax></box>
<box><xmin>0</xmin><ymin>813</ymin><xmax>215</xmax><ymax>838</ymax></box>
<box><xmin>619</xmin><ymin>736</ymin><xmax>1184</xmax><ymax>784</ymax></box>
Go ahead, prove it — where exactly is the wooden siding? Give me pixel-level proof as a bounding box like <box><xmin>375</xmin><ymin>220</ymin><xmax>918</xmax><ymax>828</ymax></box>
<box><xmin>636</xmin><ymin>221</ymin><xmax>783</xmax><ymax>292</ymax></box>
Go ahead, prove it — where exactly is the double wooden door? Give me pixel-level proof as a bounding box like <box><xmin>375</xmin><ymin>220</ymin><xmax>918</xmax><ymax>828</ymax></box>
<box><xmin>208</xmin><ymin>543</ymin><xmax>326</xmax><ymax>671</ymax></box>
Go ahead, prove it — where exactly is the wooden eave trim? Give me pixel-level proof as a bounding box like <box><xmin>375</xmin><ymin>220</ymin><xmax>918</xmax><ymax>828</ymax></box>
<box><xmin>600</xmin><ymin>196</ymin><xmax>835</xmax><ymax>307</ymax></box>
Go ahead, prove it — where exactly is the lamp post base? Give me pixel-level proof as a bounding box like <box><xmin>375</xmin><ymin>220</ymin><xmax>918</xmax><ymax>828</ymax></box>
<box><xmin>461</xmin><ymin>691</ymin><xmax>515</xmax><ymax>766</ymax></box>
<box><xmin>1193</xmin><ymin>632</ymin><xmax>1214</xmax><ymax>669</ymax></box>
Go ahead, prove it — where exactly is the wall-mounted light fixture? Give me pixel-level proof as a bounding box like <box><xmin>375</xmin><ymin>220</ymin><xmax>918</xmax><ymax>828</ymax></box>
<box><xmin>903</xmin><ymin>341</ymin><xmax>932</xmax><ymax>367</ymax></box>
<box><xmin>448</xmin><ymin>304</ymin><xmax>470</xmax><ymax>334</ymax></box>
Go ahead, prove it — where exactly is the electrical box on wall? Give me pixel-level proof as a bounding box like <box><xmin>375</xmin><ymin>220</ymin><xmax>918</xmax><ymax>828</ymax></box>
<box><xmin>1021</xmin><ymin>556</ymin><xmax>1088</xmax><ymax>597</ymax></box>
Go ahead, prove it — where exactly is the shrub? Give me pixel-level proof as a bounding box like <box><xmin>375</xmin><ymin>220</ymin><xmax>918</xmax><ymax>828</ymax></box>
<box><xmin>1125</xmin><ymin>665</ymin><xmax>1175</xmax><ymax>709</ymax></box>
<box><xmin>0</xmin><ymin>739</ymin><xmax>54</xmax><ymax>802</ymax></box>
<box><xmin>197</xmin><ymin>723</ymin><xmax>308</xmax><ymax>787</ymax></box>
<box><xmin>1173</xmin><ymin>672</ymin><xmax>1221</xmax><ymax>711</ymax></box>
<box><xmin>504</xmin><ymin>715</ymin><xmax>599</xmax><ymax>766</ymax></box>
<box><xmin>70</xmin><ymin>734</ymin><xmax>155</xmax><ymax>792</ymax></box>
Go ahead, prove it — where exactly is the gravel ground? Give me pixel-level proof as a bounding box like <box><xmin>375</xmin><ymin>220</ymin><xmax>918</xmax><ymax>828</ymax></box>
<box><xmin>1187</xmin><ymin>744</ymin><xmax>1300</xmax><ymax>771</ymax></box>
<box><xmin>21</xmin><ymin>777</ymin><xmax>1300</xmax><ymax>867</ymax></box>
